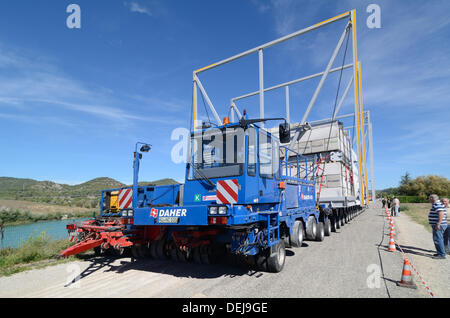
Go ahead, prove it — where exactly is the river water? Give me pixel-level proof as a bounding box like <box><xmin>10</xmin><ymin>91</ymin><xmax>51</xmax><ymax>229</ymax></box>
<box><xmin>0</xmin><ymin>218</ymin><xmax>89</xmax><ymax>249</ymax></box>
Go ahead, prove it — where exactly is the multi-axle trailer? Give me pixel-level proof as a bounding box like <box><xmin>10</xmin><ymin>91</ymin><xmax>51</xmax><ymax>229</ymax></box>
<box><xmin>60</xmin><ymin>10</ymin><xmax>372</xmax><ymax>272</ymax></box>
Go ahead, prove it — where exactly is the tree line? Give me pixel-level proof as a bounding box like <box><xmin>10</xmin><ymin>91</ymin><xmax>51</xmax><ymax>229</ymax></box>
<box><xmin>378</xmin><ymin>173</ymin><xmax>450</xmax><ymax>200</ymax></box>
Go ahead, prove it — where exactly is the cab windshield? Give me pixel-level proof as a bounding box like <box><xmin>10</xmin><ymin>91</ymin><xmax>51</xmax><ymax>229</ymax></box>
<box><xmin>187</xmin><ymin>127</ymin><xmax>245</xmax><ymax>180</ymax></box>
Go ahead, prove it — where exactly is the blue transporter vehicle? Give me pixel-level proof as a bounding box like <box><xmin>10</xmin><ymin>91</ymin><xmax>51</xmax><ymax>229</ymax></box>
<box><xmin>133</xmin><ymin>118</ymin><xmax>330</xmax><ymax>272</ymax></box>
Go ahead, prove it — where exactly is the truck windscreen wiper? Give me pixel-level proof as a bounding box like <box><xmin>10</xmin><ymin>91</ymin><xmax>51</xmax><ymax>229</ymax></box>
<box><xmin>193</xmin><ymin>165</ymin><xmax>215</xmax><ymax>187</ymax></box>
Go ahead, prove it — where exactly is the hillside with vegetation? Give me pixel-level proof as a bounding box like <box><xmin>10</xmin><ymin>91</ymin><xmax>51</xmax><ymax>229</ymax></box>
<box><xmin>0</xmin><ymin>177</ymin><xmax>180</xmax><ymax>209</ymax></box>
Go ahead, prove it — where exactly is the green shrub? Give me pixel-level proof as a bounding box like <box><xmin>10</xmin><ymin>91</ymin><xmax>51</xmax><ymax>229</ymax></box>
<box><xmin>396</xmin><ymin>196</ymin><xmax>428</xmax><ymax>203</ymax></box>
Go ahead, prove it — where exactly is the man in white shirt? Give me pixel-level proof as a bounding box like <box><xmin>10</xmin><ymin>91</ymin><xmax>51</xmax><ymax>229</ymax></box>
<box><xmin>443</xmin><ymin>197</ymin><xmax>449</xmax><ymax>255</ymax></box>
<box><xmin>392</xmin><ymin>197</ymin><xmax>400</xmax><ymax>216</ymax></box>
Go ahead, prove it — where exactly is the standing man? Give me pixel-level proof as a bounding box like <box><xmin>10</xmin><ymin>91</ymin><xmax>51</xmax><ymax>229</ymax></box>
<box><xmin>442</xmin><ymin>197</ymin><xmax>449</xmax><ymax>255</ymax></box>
<box><xmin>382</xmin><ymin>198</ymin><xmax>386</xmax><ymax>208</ymax></box>
<box><xmin>428</xmin><ymin>194</ymin><xmax>447</xmax><ymax>259</ymax></box>
<box><xmin>392</xmin><ymin>197</ymin><xmax>400</xmax><ymax>217</ymax></box>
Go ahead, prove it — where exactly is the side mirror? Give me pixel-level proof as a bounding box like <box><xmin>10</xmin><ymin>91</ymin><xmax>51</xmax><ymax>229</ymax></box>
<box><xmin>279</xmin><ymin>123</ymin><xmax>290</xmax><ymax>144</ymax></box>
<box><xmin>140</xmin><ymin>144</ymin><xmax>151</xmax><ymax>152</ymax></box>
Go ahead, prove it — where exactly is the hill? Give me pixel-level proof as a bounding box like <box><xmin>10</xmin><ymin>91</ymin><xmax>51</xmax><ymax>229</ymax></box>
<box><xmin>0</xmin><ymin>177</ymin><xmax>179</xmax><ymax>208</ymax></box>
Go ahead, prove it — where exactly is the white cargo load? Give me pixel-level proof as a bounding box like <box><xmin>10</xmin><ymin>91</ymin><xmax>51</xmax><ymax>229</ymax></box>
<box><xmin>269</xmin><ymin>121</ymin><xmax>361</xmax><ymax>207</ymax></box>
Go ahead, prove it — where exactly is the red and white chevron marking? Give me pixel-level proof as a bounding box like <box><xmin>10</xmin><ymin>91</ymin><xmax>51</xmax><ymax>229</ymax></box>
<box><xmin>216</xmin><ymin>179</ymin><xmax>239</xmax><ymax>204</ymax></box>
<box><xmin>119</xmin><ymin>188</ymin><xmax>133</xmax><ymax>209</ymax></box>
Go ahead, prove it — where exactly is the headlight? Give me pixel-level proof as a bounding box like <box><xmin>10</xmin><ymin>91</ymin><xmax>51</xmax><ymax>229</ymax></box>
<box><xmin>128</xmin><ymin>210</ymin><xmax>134</xmax><ymax>217</ymax></box>
<box><xmin>209</xmin><ymin>206</ymin><xmax>218</xmax><ymax>215</ymax></box>
<box><xmin>218</xmin><ymin>206</ymin><xmax>227</xmax><ymax>215</ymax></box>
<box><xmin>121</xmin><ymin>210</ymin><xmax>128</xmax><ymax>217</ymax></box>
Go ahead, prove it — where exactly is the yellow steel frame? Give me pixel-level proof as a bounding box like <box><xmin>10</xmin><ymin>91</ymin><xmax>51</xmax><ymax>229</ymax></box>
<box><xmin>190</xmin><ymin>10</ymin><xmax>369</xmax><ymax>205</ymax></box>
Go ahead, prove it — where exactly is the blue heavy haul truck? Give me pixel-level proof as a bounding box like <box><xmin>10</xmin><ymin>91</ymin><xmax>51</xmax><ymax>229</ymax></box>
<box><xmin>128</xmin><ymin>118</ymin><xmax>330</xmax><ymax>273</ymax></box>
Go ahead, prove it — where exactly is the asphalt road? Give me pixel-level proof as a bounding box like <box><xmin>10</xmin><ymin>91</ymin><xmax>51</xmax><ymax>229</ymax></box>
<box><xmin>0</xmin><ymin>202</ymin><xmax>423</xmax><ymax>298</ymax></box>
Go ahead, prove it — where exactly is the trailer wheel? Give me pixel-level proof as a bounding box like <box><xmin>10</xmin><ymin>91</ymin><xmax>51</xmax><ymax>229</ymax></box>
<box><xmin>131</xmin><ymin>245</ymin><xmax>142</xmax><ymax>258</ymax></box>
<box><xmin>256</xmin><ymin>253</ymin><xmax>268</xmax><ymax>272</ymax></box>
<box><xmin>315</xmin><ymin>222</ymin><xmax>325</xmax><ymax>241</ymax></box>
<box><xmin>305</xmin><ymin>216</ymin><xmax>317</xmax><ymax>240</ymax></box>
<box><xmin>149</xmin><ymin>242</ymin><xmax>158</xmax><ymax>259</ymax></box>
<box><xmin>156</xmin><ymin>239</ymin><xmax>168</xmax><ymax>260</ymax></box>
<box><xmin>330</xmin><ymin>216</ymin><xmax>337</xmax><ymax>232</ymax></box>
<box><xmin>169</xmin><ymin>247</ymin><xmax>178</xmax><ymax>261</ymax></box>
<box><xmin>267</xmin><ymin>241</ymin><xmax>286</xmax><ymax>273</ymax></box>
<box><xmin>200</xmin><ymin>245</ymin><xmax>211</xmax><ymax>264</ymax></box>
<box><xmin>177</xmin><ymin>248</ymin><xmax>188</xmax><ymax>262</ymax></box>
<box><xmin>290</xmin><ymin>220</ymin><xmax>304</xmax><ymax>248</ymax></box>
<box><xmin>193</xmin><ymin>247</ymin><xmax>202</xmax><ymax>264</ymax></box>
<box><xmin>324</xmin><ymin>219</ymin><xmax>331</xmax><ymax>236</ymax></box>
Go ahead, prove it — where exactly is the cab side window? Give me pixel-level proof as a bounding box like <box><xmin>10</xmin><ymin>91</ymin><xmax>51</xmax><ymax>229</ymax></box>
<box><xmin>259</xmin><ymin>131</ymin><xmax>273</xmax><ymax>179</ymax></box>
<box><xmin>273</xmin><ymin>139</ymin><xmax>280</xmax><ymax>180</ymax></box>
<box><xmin>247</xmin><ymin>127</ymin><xmax>257</xmax><ymax>176</ymax></box>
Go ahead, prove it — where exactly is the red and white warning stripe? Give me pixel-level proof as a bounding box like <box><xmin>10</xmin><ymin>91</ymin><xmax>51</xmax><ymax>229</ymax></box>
<box><xmin>216</xmin><ymin>179</ymin><xmax>239</xmax><ymax>204</ymax></box>
<box><xmin>119</xmin><ymin>188</ymin><xmax>133</xmax><ymax>209</ymax></box>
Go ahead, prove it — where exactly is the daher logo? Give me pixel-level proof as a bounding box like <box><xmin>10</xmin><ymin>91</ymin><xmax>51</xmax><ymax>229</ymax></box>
<box><xmin>151</xmin><ymin>208</ymin><xmax>187</xmax><ymax>218</ymax></box>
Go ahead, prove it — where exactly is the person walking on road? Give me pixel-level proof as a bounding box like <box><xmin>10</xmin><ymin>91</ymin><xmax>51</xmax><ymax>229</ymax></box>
<box><xmin>382</xmin><ymin>198</ymin><xmax>386</xmax><ymax>208</ymax></box>
<box><xmin>392</xmin><ymin>197</ymin><xmax>400</xmax><ymax>216</ymax></box>
<box><xmin>428</xmin><ymin>194</ymin><xmax>447</xmax><ymax>259</ymax></box>
<box><xmin>442</xmin><ymin>197</ymin><xmax>449</xmax><ymax>255</ymax></box>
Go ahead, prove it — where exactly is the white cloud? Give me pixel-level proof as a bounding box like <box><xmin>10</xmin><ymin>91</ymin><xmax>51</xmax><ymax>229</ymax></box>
<box><xmin>124</xmin><ymin>1</ymin><xmax>152</xmax><ymax>16</ymax></box>
<box><xmin>0</xmin><ymin>43</ymin><xmax>183</xmax><ymax>128</ymax></box>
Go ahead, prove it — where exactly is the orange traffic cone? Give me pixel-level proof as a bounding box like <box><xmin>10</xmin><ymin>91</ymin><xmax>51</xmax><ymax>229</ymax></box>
<box><xmin>390</xmin><ymin>226</ymin><xmax>396</xmax><ymax>236</ymax></box>
<box><xmin>388</xmin><ymin>234</ymin><xmax>396</xmax><ymax>252</ymax></box>
<box><xmin>396</xmin><ymin>258</ymin><xmax>417</xmax><ymax>289</ymax></box>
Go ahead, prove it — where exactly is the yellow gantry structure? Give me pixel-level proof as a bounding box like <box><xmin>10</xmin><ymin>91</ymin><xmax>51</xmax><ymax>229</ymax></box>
<box><xmin>358</xmin><ymin>62</ymin><xmax>370</xmax><ymax>203</ymax></box>
<box><xmin>191</xmin><ymin>9</ymin><xmax>371</xmax><ymax>205</ymax></box>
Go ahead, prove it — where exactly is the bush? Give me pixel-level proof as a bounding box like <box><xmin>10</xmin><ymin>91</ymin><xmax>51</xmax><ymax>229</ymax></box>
<box><xmin>396</xmin><ymin>196</ymin><xmax>428</xmax><ymax>203</ymax></box>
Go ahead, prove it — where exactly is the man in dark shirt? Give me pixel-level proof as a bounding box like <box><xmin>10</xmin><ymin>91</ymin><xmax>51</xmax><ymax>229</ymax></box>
<box><xmin>428</xmin><ymin>194</ymin><xmax>447</xmax><ymax>259</ymax></box>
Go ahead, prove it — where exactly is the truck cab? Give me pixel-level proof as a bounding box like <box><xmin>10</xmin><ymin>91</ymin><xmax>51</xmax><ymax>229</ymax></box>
<box><xmin>133</xmin><ymin>121</ymin><xmax>317</xmax><ymax>229</ymax></box>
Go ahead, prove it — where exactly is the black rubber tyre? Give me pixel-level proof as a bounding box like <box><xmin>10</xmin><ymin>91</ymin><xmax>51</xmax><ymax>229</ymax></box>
<box><xmin>340</xmin><ymin>213</ymin><xmax>345</xmax><ymax>226</ymax></box>
<box><xmin>131</xmin><ymin>245</ymin><xmax>143</xmax><ymax>258</ymax></box>
<box><xmin>149</xmin><ymin>242</ymin><xmax>158</xmax><ymax>259</ymax></box>
<box><xmin>283</xmin><ymin>235</ymin><xmax>291</xmax><ymax>248</ymax></box>
<box><xmin>267</xmin><ymin>241</ymin><xmax>286</xmax><ymax>273</ymax></box>
<box><xmin>200</xmin><ymin>245</ymin><xmax>211</xmax><ymax>264</ymax></box>
<box><xmin>156</xmin><ymin>239</ymin><xmax>167</xmax><ymax>260</ymax></box>
<box><xmin>306</xmin><ymin>216</ymin><xmax>317</xmax><ymax>240</ymax></box>
<box><xmin>169</xmin><ymin>247</ymin><xmax>178</xmax><ymax>261</ymax></box>
<box><xmin>192</xmin><ymin>247</ymin><xmax>202</xmax><ymax>264</ymax></box>
<box><xmin>324</xmin><ymin>219</ymin><xmax>331</xmax><ymax>236</ymax></box>
<box><xmin>177</xmin><ymin>248</ymin><xmax>188</xmax><ymax>262</ymax></box>
<box><xmin>315</xmin><ymin>222</ymin><xmax>325</xmax><ymax>241</ymax></box>
<box><xmin>256</xmin><ymin>253</ymin><xmax>268</xmax><ymax>272</ymax></box>
<box><xmin>290</xmin><ymin>220</ymin><xmax>304</xmax><ymax>248</ymax></box>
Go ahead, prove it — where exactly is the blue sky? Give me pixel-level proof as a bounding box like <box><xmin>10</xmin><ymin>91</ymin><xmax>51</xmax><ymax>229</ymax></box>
<box><xmin>0</xmin><ymin>0</ymin><xmax>449</xmax><ymax>189</ymax></box>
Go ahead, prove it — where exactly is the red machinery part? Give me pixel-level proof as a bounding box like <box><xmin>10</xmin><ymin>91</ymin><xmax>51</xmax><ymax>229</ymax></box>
<box><xmin>59</xmin><ymin>220</ymin><xmax>168</xmax><ymax>258</ymax></box>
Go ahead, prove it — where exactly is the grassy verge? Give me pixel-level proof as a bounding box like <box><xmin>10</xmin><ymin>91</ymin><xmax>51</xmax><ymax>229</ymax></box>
<box><xmin>0</xmin><ymin>232</ymin><xmax>92</xmax><ymax>277</ymax></box>
<box><xmin>401</xmin><ymin>203</ymin><xmax>432</xmax><ymax>233</ymax></box>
